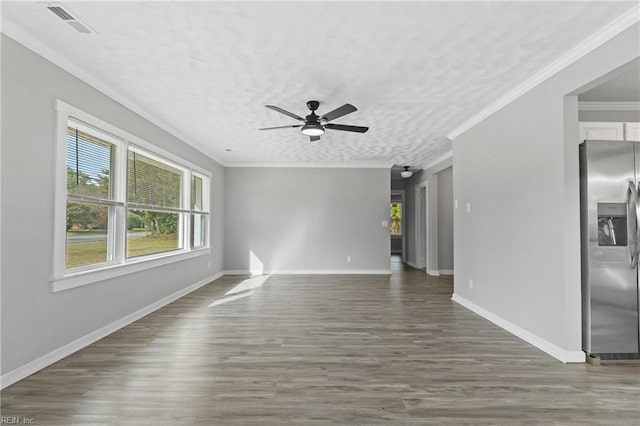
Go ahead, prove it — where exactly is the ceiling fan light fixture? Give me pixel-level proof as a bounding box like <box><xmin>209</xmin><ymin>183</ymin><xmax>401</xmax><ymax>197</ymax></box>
<box><xmin>262</xmin><ymin>101</ymin><xmax>366</xmax><ymax>138</ymax></box>
<box><xmin>400</xmin><ymin>166</ymin><xmax>413</xmax><ymax>179</ymax></box>
<box><xmin>301</xmin><ymin>123</ymin><xmax>325</xmax><ymax>136</ymax></box>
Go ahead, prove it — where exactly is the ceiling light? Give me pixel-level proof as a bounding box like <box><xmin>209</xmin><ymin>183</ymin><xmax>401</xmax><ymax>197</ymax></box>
<box><xmin>301</xmin><ymin>123</ymin><xmax>325</xmax><ymax>136</ymax></box>
<box><xmin>400</xmin><ymin>166</ymin><xmax>413</xmax><ymax>179</ymax></box>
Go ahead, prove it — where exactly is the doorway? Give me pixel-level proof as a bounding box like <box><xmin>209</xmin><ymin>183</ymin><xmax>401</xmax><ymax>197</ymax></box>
<box><xmin>390</xmin><ymin>190</ymin><xmax>406</xmax><ymax>264</ymax></box>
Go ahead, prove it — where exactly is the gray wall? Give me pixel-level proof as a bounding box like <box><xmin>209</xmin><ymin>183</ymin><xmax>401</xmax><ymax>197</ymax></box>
<box><xmin>1</xmin><ymin>35</ymin><xmax>224</xmax><ymax>376</ymax></box>
<box><xmin>578</xmin><ymin>110</ymin><xmax>640</xmax><ymax>122</ymax></box>
<box><xmin>224</xmin><ymin>168</ymin><xmax>390</xmax><ymax>272</ymax></box>
<box><xmin>437</xmin><ymin>167</ymin><xmax>454</xmax><ymax>270</ymax></box>
<box><xmin>452</xmin><ymin>24</ymin><xmax>639</xmax><ymax>354</ymax></box>
<box><xmin>391</xmin><ymin>179</ymin><xmax>405</xmax><ymax>191</ymax></box>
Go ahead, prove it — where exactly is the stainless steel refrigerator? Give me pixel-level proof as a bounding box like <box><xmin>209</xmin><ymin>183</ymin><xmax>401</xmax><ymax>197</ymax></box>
<box><xmin>580</xmin><ymin>140</ymin><xmax>640</xmax><ymax>355</ymax></box>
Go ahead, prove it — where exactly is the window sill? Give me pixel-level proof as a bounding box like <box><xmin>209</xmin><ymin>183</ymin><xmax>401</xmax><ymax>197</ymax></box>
<box><xmin>51</xmin><ymin>248</ymin><xmax>211</xmax><ymax>293</ymax></box>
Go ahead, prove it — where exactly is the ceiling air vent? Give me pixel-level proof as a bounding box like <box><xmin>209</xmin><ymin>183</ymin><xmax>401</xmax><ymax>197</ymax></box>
<box><xmin>47</xmin><ymin>6</ymin><xmax>74</xmax><ymax>21</ymax></box>
<box><xmin>46</xmin><ymin>3</ymin><xmax>96</xmax><ymax>34</ymax></box>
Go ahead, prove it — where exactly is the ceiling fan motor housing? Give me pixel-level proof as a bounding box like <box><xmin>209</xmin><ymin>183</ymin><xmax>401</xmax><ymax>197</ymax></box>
<box><xmin>306</xmin><ymin>100</ymin><xmax>320</xmax><ymax>111</ymax></box>
<box><xmin>305</xmin><ymin>112</ymin><xmax>320</xmax><ymax>124</ymax></box>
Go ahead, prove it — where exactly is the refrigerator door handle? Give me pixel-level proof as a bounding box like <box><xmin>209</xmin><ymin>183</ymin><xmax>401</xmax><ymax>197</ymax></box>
<box><xmin>626</xmin><ymin>180</ymin><xmax>639</xmax><ymax>268</ymax></box>
<box><xmin>636</xmin><ymin>182</ymin><xmax>640</xmax><ymax>266</ymax></box>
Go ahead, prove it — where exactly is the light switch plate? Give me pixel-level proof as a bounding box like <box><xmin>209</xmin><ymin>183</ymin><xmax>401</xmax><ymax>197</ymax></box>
<box><xmin>382</xmin><ymin>220</ymin><xmax>388</xmax><ymax>227</ymax></box>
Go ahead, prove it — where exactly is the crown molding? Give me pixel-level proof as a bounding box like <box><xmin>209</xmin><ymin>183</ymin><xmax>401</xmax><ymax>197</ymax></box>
<box><xmin>0</xmin><ymin>19</ymin><xmax>225</xmax><ymax>167</ymax></box>
<box><xmin>421</xmin><ymin>151</ymin><xmax>453</xmax><ymax>172</ymax></box>
<box><xmin>578</xmin><ymin>101</ymin><xmax>640</xmax><ymax>111</ymax></box>
<box><xmin>447</xmin><ymin>4</ymin><xmax>640</xmax><ymax>141</ymax></box>
<box><xmin>224</xmin><ymin>161</ymin><xmax>393</xmax><ymax>169</ymax></box>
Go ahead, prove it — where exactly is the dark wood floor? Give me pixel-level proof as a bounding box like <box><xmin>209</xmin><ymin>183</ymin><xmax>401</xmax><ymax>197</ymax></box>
<box><xmin>2</xmin><ymin>260</ymin><xmax>639</xmax><ymax>425</ymax></box>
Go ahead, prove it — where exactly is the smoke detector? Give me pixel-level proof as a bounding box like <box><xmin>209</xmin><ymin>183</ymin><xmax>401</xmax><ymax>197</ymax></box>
<box><xmin>46</xmin><ymin>3</ymin><xmax>96</xmax><ymax>34</ymax></box>
<box><xmin>400</xmin><ymin>166</ymin><xmax>413</xmax><ymax>179</ymax></box>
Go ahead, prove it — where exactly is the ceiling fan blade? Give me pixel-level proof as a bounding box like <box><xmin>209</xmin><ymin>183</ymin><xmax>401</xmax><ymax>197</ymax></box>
<box><xmin>265</xmin><ymin>105</ymin><xmax>305</xmax><ymax>121</ymax></box>
<box><xmin>259</xmin><ymin>125</ymin><xmax>302</xmax><ymax>130</ymax></box>
<box><xmin>325</xmin><ymin>123</ymin><xmax>369</xmax><ymax>133</ymax></box>
<box><xmin>310</xmin><ymin>135</ymin><xmax>321</xmax><ymax>142</ymax></box>
<box><xmin>321</xmin><ymin>104</ymin><xmax>357</xmax><ymax>122</ymax></box>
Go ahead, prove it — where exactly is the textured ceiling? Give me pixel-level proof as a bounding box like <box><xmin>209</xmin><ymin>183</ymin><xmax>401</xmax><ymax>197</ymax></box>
<box><xmin>1</xmin><ymin>2</ymin><xmax>636</xmax><ymax>167</ymax></box>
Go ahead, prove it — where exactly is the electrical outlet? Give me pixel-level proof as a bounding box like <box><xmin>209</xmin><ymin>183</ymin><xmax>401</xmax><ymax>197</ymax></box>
<box><xmin>469</xmin><ymin>279</ymin><xmax>474</xmax><ymax>289</ymax></box>
<box><xmin>466</xmin><ymin>203</ymin><xmax>471</xmax><ymax>213</ymax></box>
<box><xmin>381</xmin><ymin>220</ymin><xmax>388</xmax><ymax>227</ymax></box>
<box><xmin>208</xmin><ymin>261</ymin><xmax>211</xmax><ymax>268</ymax></box>
<box><xmin>347</xmin><ymin>256</ymin><xmax>352</xmax><ymax>263</ymax></box>
<box><xmin>454</xmin><ymin>200</ymin><xmax>458</xmax><ymax>209</ymax></box>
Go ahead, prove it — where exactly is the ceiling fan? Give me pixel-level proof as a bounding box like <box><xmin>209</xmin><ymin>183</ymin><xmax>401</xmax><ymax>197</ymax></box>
<box><xmin>259</xmin><ymin>100</ymin><xmax>369</xmax><ymax>141</ymax></box>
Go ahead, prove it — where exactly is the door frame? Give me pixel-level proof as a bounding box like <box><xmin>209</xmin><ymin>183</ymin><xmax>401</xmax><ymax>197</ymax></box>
<box><xmin>415</xmin><ymin>181</ymin><xmax>429</xmax><ymax>270</ymax></box>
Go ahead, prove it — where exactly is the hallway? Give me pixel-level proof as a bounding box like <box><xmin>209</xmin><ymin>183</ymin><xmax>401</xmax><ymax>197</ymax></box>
<box><xmin>2</xmin><ymin>265</ymin><xmax>639</xmax><ymax>424</ymax></box>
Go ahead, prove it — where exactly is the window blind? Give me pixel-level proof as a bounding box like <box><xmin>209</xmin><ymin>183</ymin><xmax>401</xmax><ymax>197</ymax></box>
<box><xmin>127</xmin><ymin>151</ymin><xmax>182</xmax><ymax>209</ymax></box>
<box><xmin>66</xmin><ymin>119</ymin><xmax>114</xmax><ymax>200</ymax></box>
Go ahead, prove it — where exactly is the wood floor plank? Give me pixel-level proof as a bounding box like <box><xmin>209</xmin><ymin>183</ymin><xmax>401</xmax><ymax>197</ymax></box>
<box><xmin>2</xmin><ymin>260</ymin><xmax>639</xmax><ymax>425</ymax></box>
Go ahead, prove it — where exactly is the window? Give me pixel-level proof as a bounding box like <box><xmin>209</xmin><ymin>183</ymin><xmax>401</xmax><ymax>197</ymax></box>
<box><xmin>390</xmin><ymin>202</ymin><xmax>402</xmax><ymax>236</ymax></box>
<box><xmin>54</xmin><ymin>101</ymin><xmax>211</xmax><ymax>290</ymax></box>
<box><xmin>127</xmin><ymin>150</ymin><xmax>183</xmax><ymax>258</ymax></box>
<box><xmin>190</xmin><ymin>174</ymin><xmax>208</xmax><ymax>249</ymax></box>
<box><xmin>65</xmin><ymin>120</ymin><xmax>118</xmax><ymax>269</ymax></box>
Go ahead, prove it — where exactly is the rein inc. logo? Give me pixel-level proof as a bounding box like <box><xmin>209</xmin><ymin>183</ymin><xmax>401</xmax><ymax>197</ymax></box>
<box><xmin>1</xmin><ymin>418</ymin><xmax>34</xmax><ymax>425</ymax></box>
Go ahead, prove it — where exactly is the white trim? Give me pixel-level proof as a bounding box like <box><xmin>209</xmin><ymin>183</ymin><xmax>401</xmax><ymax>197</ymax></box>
<box><xmin>53</xmin><ymin>248</ymin><xmax>211</xmax><ymax>292</ymax></box>
<box><xmin>0</xmin><ymin>20</ymin><xmax>223</xmax><ymax>166</ymax></box>
<box><xmin>415</xmin><ymin>180</ymin><xmax>430</xmax><ymax>270</ymax></box>
<box><xmin>451</xmin><ymin>294</ymin><xmax>586</xmax><ymax>364</ymax></box>
<box><xmin>422</xmin><ymin>151</ymin><xmax>453</xmax><ymax>171</ymax></box>
<box><xmin>57</xmin><ymin>100</ymin><xmax>212</xmax><ymax>178</ymax></box>
<box><xmin>223</xmin><ymin>269</ymin><xmax>392</xmax><ymax>275</ymax></box>
<box><xmin>439</xmin><ymin>269</ymin><xmax>454</xmax><ymax>275</ymax></box>
<box><xmin>224</xmin><ymin>270</ymin><xmax>255</xmax><ymax>275</ymax></box>
<box><xmin>426</xmin><ymin>269</ymin><xmax>440</xmax><ymax>276</ymax></box>
<box><xmin>1</xmin><ymin>272</ymin><xmax>224</xmax><ymax>390</ymax></box>
<box><xmin>447</xmin><ymin>5</ymin><xmax>640</xmax><ymax>141</ymax></box>
<box><xmin>53</xmin><ymin>98</ymin><xmax>72</xmax><ymax>280</ymax></box>
<box><xmin>224</xmin><ymin>162</ymin><xmax>393</xmax><ymax>169</ymax></box>
<box><xmin>578</xmin><ymin>101</ymin><xmax>640</xmax><ymax>111</ymax></box>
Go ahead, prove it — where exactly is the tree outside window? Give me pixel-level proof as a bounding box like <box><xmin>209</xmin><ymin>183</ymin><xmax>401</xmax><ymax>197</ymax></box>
<box><xmin>390</xmin><ymin>202</ymin><xmax>402</xmax><ymax>236</ymax></box>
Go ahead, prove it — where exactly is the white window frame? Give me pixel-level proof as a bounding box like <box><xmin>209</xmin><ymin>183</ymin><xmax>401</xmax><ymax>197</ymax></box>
<box><xmin>190</xmin><ymin>171</ymin><xmax>210</xmax><ymax>249</ymax></box>
<box><xmin>53</xmin><ymin>100</ymin><xmax>212</xmax><ymax>292</ymax></box>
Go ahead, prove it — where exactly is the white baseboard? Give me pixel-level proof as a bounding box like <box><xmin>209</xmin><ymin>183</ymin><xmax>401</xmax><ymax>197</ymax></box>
<box><xmin>451</xmin><ymin>293</ymin><xmax>585</xmax><ymax>364</ymax></box>
<box><xmin>439</xmin><ymin>269</ymin><xmax>454</xmax><ymax>275</ymax></box>
<box><xmin>224</xmin><ymin>269</ymin><xmax>392</xmax><ymax>275</ymax></box>
<box><xmin>0</xmin><ymin>272</ymin><xmax>224</xmax><ymax>390</ymax></box>
<box><xmin>427</xmin><ymin>269</ymin><xmax>440</xmax><ymax>276</ymax></box>
<box><xmin>224</xmin><ymin>270</ymin><xmax>254</xmax><ymax>275</ymax></box>
<box><xmin>406</xmin><ymin>261</ymin><xmax>420</xmax><ymax>269</ymax></box>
